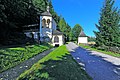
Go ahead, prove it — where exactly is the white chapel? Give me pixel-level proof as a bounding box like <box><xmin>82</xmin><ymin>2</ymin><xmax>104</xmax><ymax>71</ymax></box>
<box><xmin>78</xmin><ymin>31</ymin><xmax>88</xmax><ymax>44</ymax></box>
<box><xmin>23</xmin><ymin>6</ymin><xmax>65</xmax><ymax>46</ymax></box>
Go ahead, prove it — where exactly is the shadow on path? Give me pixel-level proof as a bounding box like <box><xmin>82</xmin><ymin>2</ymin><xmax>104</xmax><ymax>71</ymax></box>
<box><xmin>66</xmin><ymin>42</ymin><xmax>120</xmax><ymax>80</ymax></box>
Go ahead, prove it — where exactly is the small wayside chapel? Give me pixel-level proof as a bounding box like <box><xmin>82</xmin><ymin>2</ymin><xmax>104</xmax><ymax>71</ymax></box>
<box><xmin>23</xmin><ymin>6</ymin><xmax>65</xmax><ymax>46</ymax></box>
<box><xmin>78</xmin><ymin>31</ymin><xmax>88</xmax><ymax>44</ymax></box>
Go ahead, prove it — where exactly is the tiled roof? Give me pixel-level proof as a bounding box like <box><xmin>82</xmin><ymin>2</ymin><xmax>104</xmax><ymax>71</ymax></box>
<box><xmin>53</xmin><ymin>30</ymin><xmax>63</xmax><ymax>35</ymax></box>
<box><xmin>79</xmin><ymin>31</ymin><xmax>87</xmax><ymax>37</ymax></box>
<box><xmin>41</xmin><ymin>11</ymin><xmax>52</xmax><ymax>16</ymax></box>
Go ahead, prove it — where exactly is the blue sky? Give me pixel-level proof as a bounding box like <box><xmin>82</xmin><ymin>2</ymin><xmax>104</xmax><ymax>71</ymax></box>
<box><xmin>52</xmin><ymin>0</ymin><xmax>120</xmax><ymax>37</ymax></box>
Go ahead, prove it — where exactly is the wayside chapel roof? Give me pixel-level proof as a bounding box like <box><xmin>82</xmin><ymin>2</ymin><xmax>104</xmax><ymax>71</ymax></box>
<box><xmin>41</xmin><ymin>6</ymin><xmax>52</xmax><ymax>16</ymax></box>
<box><xmin>53</xmin><ymin>30</ymin><xmax>63</xmax><ymax>35</ymax></box>
<box><xmin>79</xmin><ymin>31</ymin><xmax>87</xmax><ymax>37</ymax></box>
<box><xmin>41</xmin><ymin>11</ymin><xmax>52</xmax><ymax>16</ymax></box>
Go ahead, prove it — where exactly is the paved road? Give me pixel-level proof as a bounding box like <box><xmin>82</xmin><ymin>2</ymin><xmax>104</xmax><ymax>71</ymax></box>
<box><xmin>66</xmin><ymin>42</ymin><xmax>120</xmax><ymax>80</ymax></box>
<box><xmin>0</xmin><ymin>48</ymin><xmax>55</xmax><ymax>80</ymax></box>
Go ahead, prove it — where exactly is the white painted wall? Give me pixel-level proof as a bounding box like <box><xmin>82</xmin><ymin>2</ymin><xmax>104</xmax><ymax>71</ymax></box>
<box><xmin>42</xmin><ymin>16</ymin><xmax>52</xmax><ymax>28</ymax></box>
<box><xmin>33</xmin><ymin>32</ymin><xmax>39</xmax><ymax>39</ymax></box>
<box><xmin>41</xmin><ymin>28</ymin><xmax>52</xmax><ymax>38</ymax></box>
<box><xmin>40</xmin><ymin>16</ymin><xmax>57</xmax><ymax>39</ymax></box>
<box><xmin>52</xmin><ymin>19</ymin><xmax>57</xmax><ymax>30</ymax></box>
<box><xmin>52</xmin><ymin>35</ymin><xmax>64</xmax><ymax>46</ymax></box>
<box><xmin>24</xmin><ymin>32</ymin><xmax>39</xmax><ymax>39</ymax></box>
<box><xmin>24</xmin><ymin>32</ymin><xmax>32</xmax><ymax>38</ymax></box>
<box><xmin>78</xmin><ymin>37</ymin><xmax>88</xmax><ymax>44</ymax></box>
<box><xmin>42</xmin><ymin>16</ymin><xmax>57</xmax><ymax>29</ymax></box>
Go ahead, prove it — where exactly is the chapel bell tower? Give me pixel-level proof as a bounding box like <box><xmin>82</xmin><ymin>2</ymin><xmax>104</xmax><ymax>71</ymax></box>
<box><xmin>40</xmin><ymin>5</ymin><xmax>57</xmax><ymax>42</ymax></box>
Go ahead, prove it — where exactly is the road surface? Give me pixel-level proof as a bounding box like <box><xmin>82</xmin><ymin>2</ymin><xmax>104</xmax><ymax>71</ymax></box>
<box><xmin>66</xmin><ymin>42</ymin><xmax>120</xmax><ymax>80</ymax></box>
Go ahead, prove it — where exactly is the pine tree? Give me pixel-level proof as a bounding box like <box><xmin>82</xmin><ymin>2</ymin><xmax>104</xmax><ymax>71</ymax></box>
<box><xmin>94</xmin><ymin>0</ymin><xmax>120</xmax><ymax>47</ymax></box>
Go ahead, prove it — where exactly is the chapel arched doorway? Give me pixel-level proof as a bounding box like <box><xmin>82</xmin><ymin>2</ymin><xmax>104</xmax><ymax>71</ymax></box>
<box><xmin>54</xmin><ymin>35</ymin><xmax>59</xmax><ymax>43</ymax></box>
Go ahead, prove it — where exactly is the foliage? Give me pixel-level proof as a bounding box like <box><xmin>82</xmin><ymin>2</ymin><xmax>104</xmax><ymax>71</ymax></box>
<box><xmin>17</xmin><ymin>45</ymin><xmax>92</xmax><ymax>80</ymax></box>
<box><xmin>0</xmin><ymin>0</ymin><xmax>39</xmax><ymax>45</ymax></box>
<box><xmin>33</xmin><ymin>0</ymin><xmax>48</xmax><ymax>12</ymax></box>
<box><xmin>49</xmin><ymin>1</ymin><xmax>60</xmax><ymax>24</ymax></box>
<box><xmin>109</xmin><ymin>47</ymin><xmax>120</xmax><ymax>53</ymax></box>
<box><xmin>0</xmin><ymin>44</ymin><xmax>51</xmax><ymax>73</ymax></box>
<box><xmin>72</xmin><ymin>24</ymin><xmax>83</xmax><ymax>41</ymax></box>
<box><xmin>94</xmin><ymin>0</ymin><xmax>120</xmax><ymax>47</ymax></box>
<box><xmin>0</xmin><ymin>0</ymin><xmax>71</xmax><ymax>45</ymax></box>
<box><xmin>88</xmin><ymin>37</ymin><xmax>96</xmax><ymax>42</ymax></box>
<box><xmin>69</xmin><ymin>30</ymin><xmax>74</xmax><ymax>41</ymax></box>
<box><xmin>79</xmin><ymin>44</ymin><xmax>120</xmax><ymax>57</ymax></box>
<box><xmin>33</xmin><ymin>0</ymin><xmax>60</xmax><ymax>24</ymax></box>
<box><xmin>58</xmin><ymin>17</ymin><xmax>71</xmax><ymax>41</ymax></box>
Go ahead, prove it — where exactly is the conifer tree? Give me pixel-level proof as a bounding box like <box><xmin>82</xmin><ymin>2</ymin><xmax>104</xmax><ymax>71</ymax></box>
<box><xmin>94</xmin><ymin>0</ymin><xmax>120</xmax><ymax>47</ymax></box>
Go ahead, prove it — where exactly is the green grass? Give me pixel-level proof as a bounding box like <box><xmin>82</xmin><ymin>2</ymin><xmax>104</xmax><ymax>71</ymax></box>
<box><xmin>17</xmin><ymin>45</ymin><xmax>92</xmax><ymax>80</ymax></box>
<box><xmin>79</xmin><ymin>44</ymin><xmax>120</xmax><ymax>58</ymax></box>
<box><xmin>0</xmin><ymin>44</ymin><xmax>51</xmax><ymax>73</ymax></box>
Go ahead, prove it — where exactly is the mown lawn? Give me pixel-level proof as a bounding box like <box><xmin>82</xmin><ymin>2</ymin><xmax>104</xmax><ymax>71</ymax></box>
<box><xmin>79</xmin><ymin>44</ymin><xmax>120</xmax><ymax>58</ymax></box>
<box><xmin>0</xmin><ymin>44</ymin><xmax>51</xmax><ymax>73</ymax></box>
<box><xmin>17</xmin><ymin>45</ymin><xmax>92</xmax><ymax>80</ymax></box>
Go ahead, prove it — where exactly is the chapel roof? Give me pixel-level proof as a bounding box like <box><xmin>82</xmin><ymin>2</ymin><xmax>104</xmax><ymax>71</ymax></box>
<box><xmin>41</xmin><ymin>6</ymin><xmax>52</xmax><ymax>16</ymax></box>
<box><xmin>53</xmin><ymin>30</ymin><xmax>63</xmax><ymax>35</ymax></box>
<box><xmin>79</xmin><ymin>31</ymin><xmax>87</xmax><ymax>37</ymax></box>
<box><xmin>41</xmin><ymin>11</ymin><xmax>52</xmax><ymax>16</ymax></box>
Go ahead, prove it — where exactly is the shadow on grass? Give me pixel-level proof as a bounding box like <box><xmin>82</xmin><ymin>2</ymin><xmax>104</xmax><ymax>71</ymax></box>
<box><xmin>0</xmin><ymin>42</ymin><xmax>50</xmax><ymax>49</ymax></box>
<box><xmin>21</xmin><ymin>53</ymin><xmax>92</xmax><ymax>80</ymax></box>
<box><xmin>0</xmin><ymin>51</ymin><xmax>13</xmax><ymax>57</ymax></box>
<box><xmin>0</xmin><ymin>43</ymin><xmax>51</xmax><ymax>73</ymax></box>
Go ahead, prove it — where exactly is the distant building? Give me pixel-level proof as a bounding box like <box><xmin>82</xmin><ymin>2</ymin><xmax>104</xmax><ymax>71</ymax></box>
<box><xmin>23</xmin><ymin>6</ymin><xmax>64</xmax><ymax>46</ymax></box>
<box><xmin>52</xmin><ymin>30</ymin><xmax>65</xmax><ymax>46</ymax></box>
<box><xmin>78</xmin><ymin>31</ymin><xmax>88</xmax><ymax>44</ymax></box>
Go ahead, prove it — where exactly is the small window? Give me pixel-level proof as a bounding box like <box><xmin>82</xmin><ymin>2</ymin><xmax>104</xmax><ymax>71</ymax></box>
<box><xmin>42</xmin><ymin>19</ymin><xmax>46</xmax><ymax>27</ymax></box>
<box><xmin>47</xmin><ymin>19</ymin><xmax>50</xmax><ymax>25</ymax></box>
<box><xmin>54</xmin><ymin>36</ymin><xmax>59</xmax><ymax>43</ymax></box>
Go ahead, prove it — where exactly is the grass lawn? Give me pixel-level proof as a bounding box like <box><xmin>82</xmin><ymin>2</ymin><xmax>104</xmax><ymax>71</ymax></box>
<box><xmin>79</xmin><ymin>44</ymin><xmax>120</xmax><ymax>58</ymax></box>
<box><xmin>0</xmin><ymin>44</ymin><xmax>51</xmax><ymax>73</ymax></box>
<box><xmin>17</xmin><ymin>45</ymin><xmax>92</xmax><ymax>80</ymax></box>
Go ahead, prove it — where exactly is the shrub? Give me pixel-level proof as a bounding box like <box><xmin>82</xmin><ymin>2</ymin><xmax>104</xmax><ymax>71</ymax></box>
<box><xmin>109</xmin><ymin>47</ymin><xmax>120</xmax><ymax>54</ymax></box>
<box><xmin>96</xmin><ymin>45</ymin><xmax>109</xmax><ymax>51</ymax></box>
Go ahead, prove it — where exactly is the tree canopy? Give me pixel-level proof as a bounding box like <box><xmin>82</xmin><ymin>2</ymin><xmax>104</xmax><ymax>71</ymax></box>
<box><xmin>0</xmin><ymin>0</ymin><xmax>38</xmax><ymax>45</ymax></box>
<box><xmin>58</xmin><ymin>17</ymin><xmax>71</xmax><ymax>41</ymax></box>
<box><xmin>94</xmin><ymin>0</ymin><xmax>120</xmax><ymax>47</ymax></box>
<box><xmin>0</xmin><ymin>0</ymin><xmax>65</xmax><ymax>45</ymax></box>
<box><xmin>72</xmin><ymin>24</ymin><xmax>83</xmax><ymax>41</ymax></box>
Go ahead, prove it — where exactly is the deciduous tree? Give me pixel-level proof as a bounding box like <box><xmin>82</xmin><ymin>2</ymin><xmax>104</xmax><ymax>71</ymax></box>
<box><xmin>72</xmin><ymin>24</ymin><xmax>83</xmax><ymax>41</ymax></box>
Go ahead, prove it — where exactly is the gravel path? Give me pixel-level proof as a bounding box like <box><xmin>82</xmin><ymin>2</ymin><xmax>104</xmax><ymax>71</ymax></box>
<box><xmin>66</xmin><ymin>42</ymin><xmax>120</xmax><ymax>80</ymax></box>
<box><xmin>0</xmin><ymin>48</ymin><xmax>55</xmax><ymax>80</ymax></box>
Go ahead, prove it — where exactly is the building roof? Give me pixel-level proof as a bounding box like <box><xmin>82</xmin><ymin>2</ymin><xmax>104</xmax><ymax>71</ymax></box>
<box><xmin>79</xmin><ymin>31</ymin><xmax>87</xmax><ymax>37</ymax></box>
<box><xmin>41</xmin><ymin>11</ymin><xmax>52</xmax><ymax>16</ymax></box>
<box><xmin>41</xmin><ymin>6</ymin><xmax>52</xmax><ymax>16</ymax></box>
<box><xmin>53</xmin><ymin>30</ymin><xmax>63</xmax><ymax>35</ymax></box>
